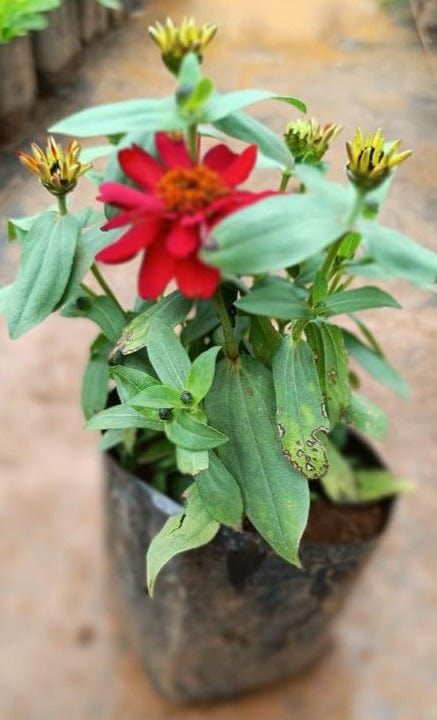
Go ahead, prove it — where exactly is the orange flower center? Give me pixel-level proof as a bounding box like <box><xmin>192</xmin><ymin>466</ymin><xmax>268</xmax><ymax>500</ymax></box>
<box><xmin>157</xmin><ymin>165</ymin><xmax>228</xmax><ymax>215</ymax></box>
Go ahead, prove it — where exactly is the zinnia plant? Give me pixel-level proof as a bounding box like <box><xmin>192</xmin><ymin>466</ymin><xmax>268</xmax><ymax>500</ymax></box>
<box><xmin>1</xmin><ymin>18</ymin><xmax>436</xmax><ymax>596</ymax></box>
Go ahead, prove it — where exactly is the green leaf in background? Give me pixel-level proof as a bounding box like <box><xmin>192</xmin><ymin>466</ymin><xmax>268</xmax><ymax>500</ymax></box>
<box><xmin>176</xmin><ymin>446</ymin><xmax>209</xmax><ymax>475</ymax></box>
<box><xmin>50</xmin><ymin>96</ymin><xmax>182</xmax><ymax>137</ymax></box>
<box><xmin>186</xmin><ymin>346</ymin><xmax>221</xmax><ymax>402</ymax></box>
<box><xmin>117</xmin><ymin>291</ymin><xmax>192</xmax><ymax>355</ymax></box>
<box><xmin>129</xmin><ymin>385</ymin><xmax>187</xmax><ymax>410</ymax></box>
<box><xmin>6</xmin><ymin>211</ymin><xmax>80</xmax><ymax>339</ymax></box>
<box><xmin>322</xmin><ymin>286</ymin><xmax>400</xmax><ymax>317</ymax></box>
<box><xmin>86</xmin><ymin>404</ymin><xmax>163</xmax><ymax>432</ymax></box>
<box><xmin>214</xmin><ymin>111</ymin><xmax>295</xmax><ymax>171</ymax></box>
<box><xmin>203</xmin><ymin>192</ymin><xmax>346</xmax><ymax>274</ymax></box>
<box><xmin>359</xmin><ymin>222</ymin><xmax>437</xmax><ymax>287</ymax></box>
<box><xmin>342</xmin><ymin>329</ymin><xmax>408</xmax><ymax>398</ymax></box>
<box><xmin>96</xmin><ymin>0</ymin><xmax>121</xmax><ymax>10</ymax></box>
<box><xmin>87</xmin><ymin>296</ymin><xmax>126</xmax><ymax>343</ymax></box>
<box><xmin>353</xmin><ymin>469</ymin><xmax>413</xmax><ymax>501</ymax></box>
<box><xmin>109</xmin><ymin>365</ymin><xmax>159</xmax><ymax>403</ymax></box>
<box><xmin>165</xmin><ymin>410</ymin><xmax>228</xmax><ymax>451</ymax></box>
<box><xmin>181</xmin><ymin>299</ymin><xmax>218</xmax><ymax>346</ymax></box>
<box><xmin>146</xmin><ymin>318</ymin><xmax>191</xmax><ymax>390</ymax></box>
<box><xmin>248</xmin><ymin>316</ymin><xmax>281</xmax><ymax>367</ymax></box>
<box><xmin>197</xmin><ymin>452</ymin><xmax>243</xmax><ymax>529</ymax></box>
<box><xmin>81</xmin><ymin>334</ymin><xmax>111</xmax><ymax>420</ymax></box>
<box><xmin>8</xmin><ymin>212</ymin><xmax>40</xmax><ymax>240</ymax></box>
<box><xmin>346</xmin><ymin>391</ymin><xmax>388</xmax><ymax>440</ymax></box>
<box><xmin>338</xmin><ymin>232</ymin><xmax>361</xmax><ymax>259</ymax></box>
<box><xmin>146</xmin><ymin>483</ymin><xmax>220</xmax><ymax>597</ymax></box>
<box><xmin>319</xmin><ymin>439</ymin><xmax>358</xmax><ymax>503</ymax></box>
<box><xmin>205</xmin><ymin>356</ymin><xmax>310</xmax><ymax>566</ymax></box>
<box><xmin>273</xmin><ymin>336</ymin><xmax>329</xmax><ymax>480</ymax></box>
<box><xmin>99</xmin><ymin>428</ymin><xmax>125</xmax><ymax>452</ymax></box>
<box><xmin>201</xmin><ymin>90</ymin><xmax>306</xmax><ymax>125</ymax></box>
<box><xmin>235</xmin><ymin>279</ymin><xmax>309</xmax><ymax>320</ymax></box>
<box><xmin>305</xmin><ymin>322</ymin><xmax>350</xmax><ymax>426</ymax></box>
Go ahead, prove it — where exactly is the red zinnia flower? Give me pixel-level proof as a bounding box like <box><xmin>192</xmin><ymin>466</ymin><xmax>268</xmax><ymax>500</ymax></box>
<box><xmin>96</xmin><ymin>132</ymin><xmax>271</xmax><ymax>299</ymax></box>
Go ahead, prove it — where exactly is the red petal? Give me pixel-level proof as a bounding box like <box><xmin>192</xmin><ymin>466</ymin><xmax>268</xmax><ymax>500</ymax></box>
<box><xmin>156</xmin><ymin>132</ymin><xmax>192</xmax><ymax>169</ymax></box>
<box><xmin>97</xmin><ymin>182</ymin><xmax>161</xmax><ymax>212</ymax></box>
<box><xmin>118</xmin><ymin>145</ymin><xmax>164</xmax><ymax>191</ymax></box>
<box><xmin>214</xmin><ymin>145</ymin><xmax>258</xmax><ymax>187</ymax></box>
<box><xmin>203</xmin><ymin>144</ymin><xmax>237</xmax><ymax>174</ymax></box>
<box><xmin>175</xmin><ymin>256</ymin><xmax>220</xmax><ymax>299</ymax></box>
<box><xmin>138</xmin><ymin>239</ymin><xmax>177</xmax><ymax>299</ymax></box>
<box><xmin>166</xmin><ymin>223</ymin><xmax>199</xmax><ymax>258</ymax></box>
<box><xmin>97</xmin><ymin>220</ymin><xmax>161</xmax><ymax>263</ymax></box>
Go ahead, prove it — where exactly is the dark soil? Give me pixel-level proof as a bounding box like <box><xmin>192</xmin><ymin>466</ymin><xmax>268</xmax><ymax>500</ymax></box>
<box><xmin>303</xmin><ymin>496</ymin><xmax>389</xmax><ymax>544</ymax></box>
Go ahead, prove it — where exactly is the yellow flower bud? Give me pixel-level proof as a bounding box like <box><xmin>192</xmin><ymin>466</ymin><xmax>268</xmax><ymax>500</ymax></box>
<box><xmin>17</xmin><ymin>137</ymin><xmax>92</xmax><ymax>197</ymax></box>
<box><xmin>148</xmin><ymin>17</ymin><xmax>217</xmax><ymax>74</ymax></box>
<box><xmin>284</xmin><ymin>118</ymin><xmax>342</xmax><ymax>164</ymax></box>
<box><xmin>346</xmin><ymin>128</ymin><xmax>412</xmax><ymax>191</ymax></box>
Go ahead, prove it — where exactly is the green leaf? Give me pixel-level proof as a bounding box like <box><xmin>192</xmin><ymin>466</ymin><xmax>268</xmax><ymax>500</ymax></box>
<box><xmin>8</xmin><ymin>213</ymin><xmax>40</xmax><ymax>240</ymax></box>
<box><xmin>273</xmin><ymin>336</ymin><xmax>329</xmax><ymax>480</ymax></box>
<box><xmin>146</xmin><ymin>318</ymin><xmax>191</xmax><ymax>390</ymax></box>
<box><xmin>7</xmin><ymin>212</ymin><xmax>80</xmax><ymax>339</ymax></box>
<box><xmin>177</xmin><ymin>52</ymin><xmax>202</xmax><ymax>89</ymax></box>
<box><xmin>86</xmin><ymin>404</ymin><xmax>163</xmax><ymax>431</ymax></box>
<box><xmin>205</xmin><ymin>356</ymin><xmax>310</xmax><ymax>566</ymax></box>
<box><xmin>109</xmin><ymin>365</ymin><xmax>159</xmax><ymax>403</ymax></box>
<box><xmin>99</xmin><ymin>429</ymin><xmax>125</xmax><ymax>452</ymax></box>
<box><xmin>203</xmin><ymin>193</ymin><xmax>346</xmax><ymax>274</ymax></box>
<box><xmin>165</xmin><ymin>410</ymin><xmax>229</xmax><ymax>451</ymax></box>
<box><xmin>117</xmin><ymin>291</ymin><xmax>192</xmax><ymax>355</ymax></box>
<box><xmin>319</xmin><ymin>439</ymin><xmax>358</xmax><ymax>503</ymax></box>
<box><xmin>87</xmin><ymin>296</ymin><xmax>126</xmax><ymax>343</ymax></box>
<box><xmin>201</xmin><ymin>90</ymin><xmax>305</xmax><ymax>124</ymax></box>
<box><xmin>146</xmin><ymin>483</ymin><xmax>220</xmax><ymax>597</ymax></box>
<box><xmin>338</xmin><ymin>232</ymin><xmax>361</xmax><ymax>259</ymax></box>
<box><xmin>342</xmin><ymin>329</ymin><xmax>408</xmax><ymax>398</ymax></box>
<box><xmin>214</xmin><ymin>111</ymin><xmax>295</xmax><ymax>171</ymax></box>
<box><xmin>346</xmin><ymin>391</ymin><xmax>388</xmax><ymax>440</ymax></box>
<box><xmin>175</xmin><ymin>447</ymin><xmax>209</xmax><ymax>475</ymax></box>
<box><xmin>181</xmin><ymin>299</ymin><xmax>218</xmax><ymax>345</ymax></box>
<box><xmin>306</xmin><ymin>323</ymin><xmax>350</xmax><ymax>426</ymax></box>
<box><xmin>353</xmin><ymin>469</ymin><xmax>413</xmax><ymax>501</ymax></box>
<box><xmin>79</xmin><ymin>144</ymin><xmax>114</xmax><ymax>163</ymax></box>
<box><xmin>186</xmin><ymin>346</ymin><xmax>221</xmax><ymax>402</ymax></box>
<box><xmin>50</xmin><ymin>96</ymin><xmax>183</xmax><ymax>137</ymax></box>
<box><xmin>359</xmin><ymin>222</ymin><xmax>437</xmax><ymax>287</ymax></box>
<box><xmin>311</xmin><ymin>271</ymin><xmax>328</xmax><ymax>305</ymax></box>
<box><xmin>81</xmin><ymin>335</ymin><xmax>111</xmax><ymax>420</ymax></box>
<box><xmin>181</xmin><ymin>78</ymin><xmax>215</xmax><ymax>113</ymax></box>
<box><xmin>197</xmin><ymin>453</ymin><xmax>243</xmax><ymax>529</ymax></box>
<box><xmin>235</xmin><ymin>279</ymin><xmax>309</xmax><ymax>320</ymax></box>
<box><xmin>322</xmin><ymin>286</ymin><xmax>400</xmax><ymax>317</ymax></box>
<box><xmin>248</xmin><ymin>316</ymin><xmax>281</xmax><ymax>367</ymax></box>
<box><xmin>0</xmin><ymin>285</ymin><xmax>12</xmax><ymax>315</ymax></box>
<box><xmin>61</xmin><ymin>225</ymin><xmax>121</xmax><ymax>304</ymax></box>
<box><xmin>129</xmin><ymin>385</ymin><xmax>186</xmax><ymax>409</ymax></box>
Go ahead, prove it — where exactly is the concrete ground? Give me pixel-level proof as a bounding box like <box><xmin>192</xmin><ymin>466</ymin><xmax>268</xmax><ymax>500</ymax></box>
<box><xmin>1</xmin><ymin>1</ymin><xmax>436</xmax><ymax>718</ymax></box>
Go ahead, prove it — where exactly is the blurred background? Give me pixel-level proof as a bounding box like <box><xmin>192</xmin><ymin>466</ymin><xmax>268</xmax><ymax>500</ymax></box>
<box><xmin>0</xmin><ymin>1</ymin><xmax>436</xmax><ymax>718</ymax></box>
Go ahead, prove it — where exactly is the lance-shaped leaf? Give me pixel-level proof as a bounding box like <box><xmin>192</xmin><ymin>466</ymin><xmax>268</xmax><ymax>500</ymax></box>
<box><xmin>109</xmin><ymin>365</ymin><xmax>159</xmax><ymax>403</ymax></box>
<box><xmin>180</xmin><ymin>299</ymin><xmax>218</xmax><ymax>345</ymax></box>
<box><xmin>342</xmin><ymin>329</ymin><xmax>408</xmax><ymax>398</ymax></box>
<box><xmin>165</xmin><ymin>410</ymin><xmax>228</xmax><ymax>451</ymax></box>
<box><xmin>235</xmin><ymin>280</ymin><xmax>309</xmax><ymax>320</ymax></box>
<box><xmin>129</xmin><ymin>385</ymin><xmax>187</xmax><ymax>410</ymax></box>
<box><xmin>61</xmin><ymin>293</ymin><xmax>126</xmax><ymax>343</ymax></box>
<box><xmin>176</xmin><ymin>447</ymin><xmax>209</xmax><ymax>476</ymax></box>
<box><xmin>248</xmin><ymin>316</ymin><xmax>281</xmax><ymax>367</ymax></box>
<box><xmin>205</xmin><ymin>356</ymin><xmax>310</xmax><ymax>567</ymax></box>
<box><xmin>86</xmin><ymin>404</ymin><xmax>163</xmax><ymax>432</ymax></box>
<box><xmin>322</xmin><ymin>286</ymin><xmax>400</xmax><ymax>317</ymax></box>
<box><xmin>197</xmin><ymin>453</ymin><xmax>243</xmax><ymax>529</ymax></box>
<box><xmin>306</xmin><ymin>322</ymin><xmax>350</xmax><ymax>426</ymax></box>
<box><xmin>186</xmin><ymin>346</ymin><xmax>221</xmax><ymax>402</ymax></box>
<box><xmin>273</xmin><ymin>336</ymin><xmax>329</xmax><ymax>480</ymax></box>
<box><xmin>214</xmin><ymin>110</ymin><xmax>295</xmax><ymax>171</ymax></box>
<box><xmin>346</xmin><ymin>391</ymin><xmax>388</xmax><ymax>440</ymax></box>
<box><xmin>146</xmin><ymin>318</ymin><xmax>191</xmax><ymax>390</ymax></box>
<box><xmin>7</xmin><ymin>212</ymin><xmax>80</xmax><ymax>339</ymax></box>
<box><xmin>146</xmin><ymin>483</ymin><xmax>220</xmax><ymax>597</ymax></box>
<box><xmin>353</xmin><ymin>469</ymin><xmax>413</xmax><ymax>501</ymax></box>
<box><xmin>203</xmin><ymin>192</ymin><xmax>346</xmax><ymax>274</ymax></box>
<box><xmin>117</xmin><ymin>291</ymin><xmax>192</xmax><ymax>355</ymax></box>
<box><xmin>81</xmin><ymin>335</ymin><xmax>111</xmax><ymax>420</ymax></box>
<box><xmin>201</xmin><ymin>90</ymin><xmax>306</xmax><ymax>124</ymax></box>
<box><xmin>319</xmin><ymin>439</ymin><xmax>358</xmax><ymax>503</ymax></box>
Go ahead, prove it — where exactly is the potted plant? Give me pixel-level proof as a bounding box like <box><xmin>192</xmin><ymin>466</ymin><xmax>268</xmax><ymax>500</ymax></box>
<box><xmin>1</xmin><ymin>17</ymin><xmax>435</xmax><ymax>702</ymax></box>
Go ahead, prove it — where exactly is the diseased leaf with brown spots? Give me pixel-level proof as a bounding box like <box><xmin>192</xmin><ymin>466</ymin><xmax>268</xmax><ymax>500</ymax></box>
<box><xmin>306</xmin><ymin>322</ymin><xmax>350</xmax><ymax>427</ymax></box>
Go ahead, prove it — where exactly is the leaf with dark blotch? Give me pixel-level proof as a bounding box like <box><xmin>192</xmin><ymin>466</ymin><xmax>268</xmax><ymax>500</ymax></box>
<box><xmin>305</xmin><ymin>323</ymin><xmax>350</xmax><ymax>427</ymax></box>
<box><xmin>273</xmin><ymin>336</ymin><xmax>329</xmax><ymax>480</ymax></box>
<box><xmin>205</xmin><ymin>356</ymin><xmax>310</xmax><ymax>566</ymax></box>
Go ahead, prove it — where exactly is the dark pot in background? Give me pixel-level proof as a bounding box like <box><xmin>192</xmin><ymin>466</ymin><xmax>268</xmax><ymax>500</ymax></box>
<box><xmin>32</xmin><ymin>0</ymin><xmax>82</xmax><ymax>88</ymax></box>
<box><xmin>0</xmin><ymin>37</ymin><xmax>37</xmax><ymax>135</ymax></box>
<box><xmin>104</xmin><ymin>436</ymin><xmax>393</xmax><ymax>703</ymax></box>
<box><xmin>78</xmin><ymin>0</ymin><xmax>109</xmax><ymax>44</ymax></box>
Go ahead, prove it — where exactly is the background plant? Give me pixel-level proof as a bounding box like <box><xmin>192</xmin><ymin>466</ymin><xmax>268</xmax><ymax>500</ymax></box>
<box><xmin>0</xmin><ymin>0</ymin><xmax>61</xmax><ymax>43</ymax></box>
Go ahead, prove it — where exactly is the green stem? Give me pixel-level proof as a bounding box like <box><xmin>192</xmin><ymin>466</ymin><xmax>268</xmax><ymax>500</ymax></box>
<box><xmin>279</xmin><ymin>170</ymin><xmax>292</xmax><ymax>192</ymax></box>
<box><xmin>214</xmin><ymin>287</ymin><xmax>239</xmax><ymax>360</ymax></box>
<box><xmin>91</xmin><ymin>263</ymin><xmax>125</xmax><ymax>315</ymax></box>
<box><xmin>320</xmin><ymin>189</ymin><xmax>366</xmax><ymax>284</ymax></box>
<box><xmin>187</xmin><ymin>124</ymin><xmax>198</xmax><ymax>163</ymax></box>
<box><xmin>58</xmin><ymin>194</ymin><xmax>68</xmax><ymax>216</ymax></box>
<box><xmin>80</xmin><ymin>282</ymin><xmax>98</xmax><ymax>299</ymax></box>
